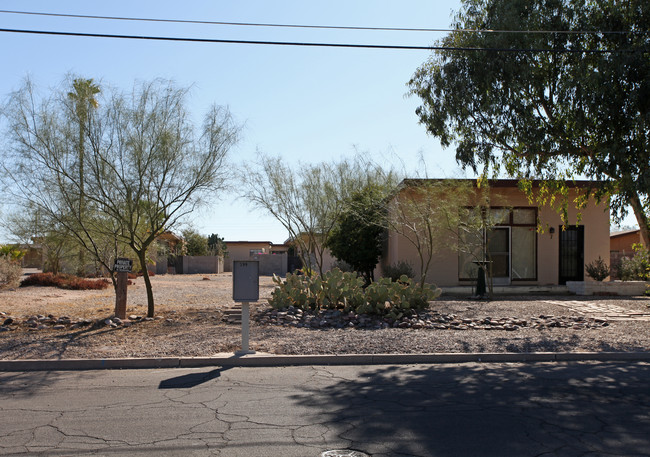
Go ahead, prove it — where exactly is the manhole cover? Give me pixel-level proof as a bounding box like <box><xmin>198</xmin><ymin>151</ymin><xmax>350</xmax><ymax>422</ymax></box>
<box><xmin>321</xmin><ymin>451</ymin><xmax>369</xmax><ymax>457</ymax></box>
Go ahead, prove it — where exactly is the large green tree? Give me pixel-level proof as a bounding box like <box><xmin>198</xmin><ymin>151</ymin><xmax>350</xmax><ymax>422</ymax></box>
<box><xmin>2</xmin><ymin>77</ymin><xmax>239</xmax><ymax>317</ymax></box>
<box><xmin>326</xmin><ymin>184</ymin><xmax>386</xmax><ymax>285</ymax></box>
<box><xmin>409</xmin><ymin>0</ymin><xmax>650</xmax><ymax>243</ymax></box>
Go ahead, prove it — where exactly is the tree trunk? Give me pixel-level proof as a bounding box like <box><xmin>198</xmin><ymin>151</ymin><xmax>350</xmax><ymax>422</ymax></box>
<box><xmin>629</xmin><ymin>192</ymin><xmax>650</xmax><ymax>246</ymax></box>
<box><xmin>137</xmin><ymin>250</ymin><xmax>155</xmax><ymax>318</ymax></box>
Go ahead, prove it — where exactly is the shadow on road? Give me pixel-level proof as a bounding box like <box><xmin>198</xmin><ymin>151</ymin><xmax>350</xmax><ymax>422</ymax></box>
<box><xmin>158</xmin><ymin>367</ymin><xmax>231</xmax><ymax>389</ymax></box>
<box><xmin>293</xmin><ymin>361</ymin><xmax>650</xmax><ymax>457</ymax></box>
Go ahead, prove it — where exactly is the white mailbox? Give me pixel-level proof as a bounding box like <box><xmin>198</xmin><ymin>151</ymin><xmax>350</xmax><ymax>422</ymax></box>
<box><xmin>233</xmin><ymin>260</ymin><xmax>259</xmax><ymax>302</ymax></box>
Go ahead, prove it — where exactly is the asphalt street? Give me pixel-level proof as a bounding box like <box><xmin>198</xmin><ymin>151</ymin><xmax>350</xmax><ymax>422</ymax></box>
<box><xmin>1</xmin><ymin>361</ymin><xmax>649</xmax><ymax>456</ymax></box>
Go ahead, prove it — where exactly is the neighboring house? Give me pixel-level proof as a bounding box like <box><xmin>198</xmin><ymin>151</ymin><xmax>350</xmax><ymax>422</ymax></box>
<box><xmin>610</xmin><ymin>229</ymin><xmax>643</xmax><ymax>278</ymax></box>
<box><xmin>223</xmin><ymin>241</ymin><xmax>273</xmax><ymax>272</ymax></box>
<box><xmin>223</xmin><ymin>240</ymin><xmax>293</xmax><ymax>276</ymax></box>
<box><xmin>153</xmin><ymin>231</ymin><xmax>183</xmax><ymax>274</ymax></box>
<box><xmin>383</xmin><ymin>179</ymin><xmax>610</xmax><ymax>287</ymax></box>
<box><xmin>270</xmin><ymin>243</ymin><xmax>290</xmax><ymax>255</ymax></box>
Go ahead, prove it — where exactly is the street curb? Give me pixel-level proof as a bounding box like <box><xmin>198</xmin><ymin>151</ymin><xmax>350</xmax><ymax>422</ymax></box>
<box><xmin>1</xmin><ymin>352</ymin><xmax>650</xmax><ymax>371</ymax></box>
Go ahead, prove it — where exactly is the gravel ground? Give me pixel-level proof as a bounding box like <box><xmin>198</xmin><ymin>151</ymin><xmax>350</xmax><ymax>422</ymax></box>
<box><xmin>1</xmin><ymin>273</ymin><xmax>649</xmax><ymax>359</ymax></box>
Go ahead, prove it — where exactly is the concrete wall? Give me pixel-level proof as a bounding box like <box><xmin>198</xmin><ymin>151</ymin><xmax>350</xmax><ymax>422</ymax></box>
<box><xmin>177</xmin><ymin>256</ymin><xmax>224</xmax><ymax>274</ymax></box>
<box><xmin>251</xmin><ymin>253</ymin><xmax>288</xmax><ymax>276</ymax></box>
<box><xmin>154</xmin><ymin>257</ymin><xmax>168</xmax><ymax>275</ymax></box>
<box><xmin>567</xmin><ymin>280</ymin><xmax>647</xmax><ymax>296</ymax></box>
<box><xmin>383</xmin><ymin>182</ymin><xmax>610</xmax><ymax>287</ymax></box>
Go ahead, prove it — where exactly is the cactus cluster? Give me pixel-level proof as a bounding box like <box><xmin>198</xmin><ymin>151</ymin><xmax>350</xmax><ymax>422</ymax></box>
<box><xmin>269</xmin><ymin>268</ymin><xmax>441</xmax><ymax>318</ymax></box>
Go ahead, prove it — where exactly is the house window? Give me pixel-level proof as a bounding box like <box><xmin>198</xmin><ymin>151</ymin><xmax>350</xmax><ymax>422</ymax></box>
<box><xmin>512</xmin><ymin>226</ymin><xmax>536</xmax><ymax>279</ymax></box>
<box><xmin>458</xmin><ymin>207</ymin><xmax>537</xmax><ymax>282</ymax></box>
<box><xmin>250</xmin><ymin>249</ymin><xmax>264</xmax><ymax>256</ymax></box>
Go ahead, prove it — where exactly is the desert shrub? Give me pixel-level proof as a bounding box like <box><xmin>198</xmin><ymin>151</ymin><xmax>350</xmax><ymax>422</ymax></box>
<box><xmin>382</xmin><ymin>261</ymin><xmax>415</xmax><ymax>282</ymax></box>
<box><xmin>269</xmin><ymin>268</ymin><xmax>441</xmax><ymax>318</ymax></box>
<box><xmin>20</xmin><ymin>272</ymin><xmax>110</xmax><ymax>290</ymax></box>
<box><xmin>331</xmin><ymin>260</ymin><xmax>354</xmax><ymax>273</ymax></box>
<box><xmin>585</xmin><ymin>257</ymin><xmax>610</xmax><ymax>281</ymax></box>
<box><xmin>0</xmin><ymin>256</ymin><xmax>22</xmax><ymax>289</ymax></box>
<box><xmin>618</xmin><ymin>244</ymin><xmax>650</xmax><ymax>281</ymax></box>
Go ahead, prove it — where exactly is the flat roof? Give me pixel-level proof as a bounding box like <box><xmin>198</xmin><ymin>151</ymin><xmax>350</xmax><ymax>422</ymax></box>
<box><xmin>610</xmin><ymin>229</ymin><xmax>640</xmax><ymax>238</ymax></box>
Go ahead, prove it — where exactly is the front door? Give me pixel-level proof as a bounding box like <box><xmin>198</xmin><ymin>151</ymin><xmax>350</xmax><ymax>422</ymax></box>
<box><xmin>559</xmin><ymin>226</ymin><xmax>584</xmax><ymax>284</ymax></box>
<box><xmin>487</xmin><ymin>227</ymin><xmax>511</xmax><ymax>285</ymax></box>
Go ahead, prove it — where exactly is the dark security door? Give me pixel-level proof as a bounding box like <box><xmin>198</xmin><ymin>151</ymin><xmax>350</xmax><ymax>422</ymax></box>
<box><xmin>559</xmin><ymin>226</ymin><xmax>584</xmax><ymax>284</ymax></box>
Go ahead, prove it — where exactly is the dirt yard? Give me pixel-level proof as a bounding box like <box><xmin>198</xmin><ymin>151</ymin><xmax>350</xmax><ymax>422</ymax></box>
<box><xmin>1</xmin><ymin>272</ymin><xmax>649</xmax><ymax>359</ymax></box>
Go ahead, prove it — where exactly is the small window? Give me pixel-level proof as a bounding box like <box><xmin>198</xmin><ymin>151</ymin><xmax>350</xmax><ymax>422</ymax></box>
<box><xmin>489</xmin><ymin>208</ymin><xmax>510</xmax><ymax>224</ymax></box>
<box><xmin>250</xmin><ymin>249</ymin><xmax>264</xmax><ymax>255</ymax></box>
<box><xmin>513</xmin><ymin>208</ymin><xmax>536</xmax><ymax>225</ymax></box>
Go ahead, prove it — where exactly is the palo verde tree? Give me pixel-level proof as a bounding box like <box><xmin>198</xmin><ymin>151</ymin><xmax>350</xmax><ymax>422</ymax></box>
<box><xmin>387</xmin><ymin>179</ymin><xmax>476</xmax><ymax>289</ymax></box>
<box><xmin>242</xmin><ymin>155</ymin><xmax>397</xmax><ymax>276</ymax></box>
<box><xmin>409</xmin><ymin>0</ymin><xmax>650</xmax><ymax>243</ymax></box>
<box><xmin>2</xmin><ymin>77</ymin><xmax>239</xmax><ymax>317</ymax></box>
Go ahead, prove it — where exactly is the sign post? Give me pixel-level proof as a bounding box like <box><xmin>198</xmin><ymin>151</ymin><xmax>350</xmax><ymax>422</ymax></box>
<box><xmin>232</xmin><ymin>260</ymin><xmax>259</xmax><ymax>355</ymax></box>
<box><xmin>114</xmin><ymin>258</ymin><xmax>133</xmax><ymax>320</ymax></box>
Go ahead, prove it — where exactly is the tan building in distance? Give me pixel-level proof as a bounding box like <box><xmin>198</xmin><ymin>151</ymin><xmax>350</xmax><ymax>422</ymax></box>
<box><xmin>223</xmin><ymin>241</ymin><xmax>273</xmax><ymax>272</ymax></box>
<box><xmin>610</xmin><ymin>229</ymin><xmax>644</xmax><ymax>278</ymax></box>
<box><xmin>383</xmin><ymin>179</ymin><xmax>610</xmax><ymax>287</ymax></box>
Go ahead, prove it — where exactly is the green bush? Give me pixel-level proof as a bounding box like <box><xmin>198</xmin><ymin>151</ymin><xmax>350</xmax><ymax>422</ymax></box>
<box><xmin>269</xmin><ymin>268</ymin><xmax>441</xmax><ymax>318</ymax></box>
<box><xmin>0</xmin><ymin>245</ymin><xmax>26</xmax><ymax>262</ymax></box>
<box><xmin>618</xmin><ymin>244</ymin><xmax>650</xmax><ymax>281</ymax></box>
<box><xmin>20</xmin><ymin>273</ymin><xmax>110</xmax><ymax>290</ymax></box>
<box><xmin>382</xmin><ymin>261</ymin><xmax>415</xmax><ymax>282</ymax></box>
<box><xmin>585</xmin><ymin>256</ymin><xmax>610</xmax><ymax>281</ymax></box>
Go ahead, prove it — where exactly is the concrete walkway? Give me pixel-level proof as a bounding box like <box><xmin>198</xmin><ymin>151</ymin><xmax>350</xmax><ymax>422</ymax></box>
<box><xmin>543</xmin><ymin>299</ymin><xmax>650</xmax><ymax>321</ymax></box>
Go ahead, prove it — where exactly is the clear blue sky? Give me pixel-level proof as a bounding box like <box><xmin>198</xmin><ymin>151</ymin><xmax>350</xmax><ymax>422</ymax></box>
<box><xmin>0</xmin><ymin>1</ymin><xmax>633</xmax><ymax>244</ymax></box>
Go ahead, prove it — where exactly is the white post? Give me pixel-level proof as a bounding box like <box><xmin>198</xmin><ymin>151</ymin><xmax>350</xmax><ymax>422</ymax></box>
<box><xmin>236</xmin><ymin>302</ymin><xmax>255</xmax><ymax>355</ymax></box>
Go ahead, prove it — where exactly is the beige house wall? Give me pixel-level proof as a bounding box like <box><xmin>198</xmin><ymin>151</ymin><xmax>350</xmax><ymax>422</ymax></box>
<box><xmin>224</xmin><ymin>241</ymin><xmax>272</xmax><ymax>272</ymax></box>
<box><xmin>384</xmin><ymin>182</ymin><xmax>610</xmax><ymax>287</ymax></box>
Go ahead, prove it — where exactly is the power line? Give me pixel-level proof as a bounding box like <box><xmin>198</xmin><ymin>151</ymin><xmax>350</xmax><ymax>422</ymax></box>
<box><xmin>0</xmin><ymin>9</ymin><xmax>645</xmax><ymax>36</ymax></box>
<box><xmin>0</xmin><ymin>27</ymin><xmax>642</xmax><ymax>53</ymax></box>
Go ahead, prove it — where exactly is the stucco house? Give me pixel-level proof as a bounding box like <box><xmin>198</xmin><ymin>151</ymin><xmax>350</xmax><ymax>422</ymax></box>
<box><xmin>223</xmin><ymin>240</ymin><xmax>294</xmax><ymax>276</ymax></box>
<box><xmin>223</xmin><ymin>241</ymin><xmax>273</xmax><ymax>272</ymax></box>
<box><xmin>382</xmin><ymin>179</ymin><xmax>610</xmax><ymax>287</ymax></box>
<box><xmin>610</xmin><ymin>229</ymin><xmax>644</xmax><ymax>278</ymax></box>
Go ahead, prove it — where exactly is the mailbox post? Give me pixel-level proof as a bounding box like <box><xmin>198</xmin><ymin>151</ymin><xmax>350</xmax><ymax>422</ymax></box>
<box><xmin>113</xmin><ymin>258</ymin><xmax>133</xmax><ymax>320</ymax></box>
<box><xmin>232</xmin><ymin>260</ymin><xmax>259</xmax><ymax>355</ymax></box>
